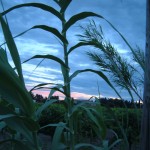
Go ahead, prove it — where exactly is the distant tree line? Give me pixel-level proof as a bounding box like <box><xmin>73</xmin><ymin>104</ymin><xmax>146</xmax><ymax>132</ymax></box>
<box><xmin>30</xmin><ymin>92</ymin><xmax>59</xmax><ymax>103</ymax></box>
<box><xmin>30</xmin><ymin>92</ymin><xmax>142</xmax><ymax>108</ymax></box>
<box><xmin>99</xmin><ymin>98</ymin><xmax>142</xmax><ymax>108</ymax></box>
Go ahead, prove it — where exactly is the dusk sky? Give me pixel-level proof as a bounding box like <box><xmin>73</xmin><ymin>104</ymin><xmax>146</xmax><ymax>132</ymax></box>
<box><xmin>0</xmin><ymin>0</ymin><xmax>146</xmax><ymax>100</ymax></box>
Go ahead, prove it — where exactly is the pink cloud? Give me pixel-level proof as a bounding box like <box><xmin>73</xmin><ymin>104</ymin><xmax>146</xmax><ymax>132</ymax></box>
<box><xmin>32</xmin><ymin>89</ymin><xmax>95</xmax><ymax>100</ymax></box>
<box><xmin>71</xmin><ymin>92</ymin><xmax>93</xmax><ymax>100</ymax></box>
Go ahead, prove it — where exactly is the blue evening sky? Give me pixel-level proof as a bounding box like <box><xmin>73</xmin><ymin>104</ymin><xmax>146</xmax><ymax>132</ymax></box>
<box><xmin>0</xmin><ymin>0</ymin><xmax>146</xmax><ymax>100</ymax></box>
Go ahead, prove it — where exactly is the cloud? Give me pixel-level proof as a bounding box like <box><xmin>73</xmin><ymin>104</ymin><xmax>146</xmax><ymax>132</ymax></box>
<box><xmin>0</xmin><ymin>0</ymin><xmax>145</xmax><ymax>100</ymax></box>
<box><xmin>31</xmin><ymin>89</ymin><xmax>99</xmax><ymax>100</ymax></box>
<box><xmin>71</xmin><ymin>92</ymin><xmax>96</xmax><ymax>100</ymax></box>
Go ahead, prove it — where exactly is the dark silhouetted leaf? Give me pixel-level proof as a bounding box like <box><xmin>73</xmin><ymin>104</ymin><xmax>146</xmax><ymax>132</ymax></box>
<box><xmin>63</xmin><ymin>12</ymin><xmax>102</xmax><ymax>32</ymax></box>
<box><xmin>2</xmin><ymin>3</ymin><xmax>63</xmax><ymax>21</ymax></box>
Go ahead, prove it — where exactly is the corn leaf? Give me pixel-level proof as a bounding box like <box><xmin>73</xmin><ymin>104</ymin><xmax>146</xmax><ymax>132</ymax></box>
<box><xmin>23</xmin><ymin>54</ymin><xmax>68</xmax><ymax>69</ymax></box>
<box><xmin>62</xmin><ymin>12</ymin><xmax>102</xmax><ymax>32</ymax></box>
<box><xmin>7</xmin><ymin>25</ymin><xmax>68</xmax><ymax>45</ymax></box>
<box><xmin>0</xmin><ymin>59</ymin><xmax>34</xmax><ymax>116</ymax></box>
<box><xmin>108</xmin><ymin>139</ymin><xmax>122</xmax><ymax>150</ymax></box>
<box><xmin>0</xmin><ymin>114</ymin><xmax>16</xmax><ymax>120</ymax></box>
<box><xmin>30</xmin><ymin>83</ymin><xmax>57</xmax><ymax>92</ymax></box>
<box><xmin>33</xmin><ymin>25</ymin><xmax>68</xmax><ymax>44</ymax></box>
<box><xmin>5</xmin><ymin>117</ymin><xmax>33</xmax><ymax>143</ymax></box>
<box><xmin>0</xmin><ymin>84</ymin><xmax>27</xmax><ymax>115</ymax></box>
<box><xmin>48</xmin><ymin>84</ymin><xmax>65</xmax><ymax>99</ymax></box>
<box><xmin>0</xmin><ymin>14</ymin><xmax>24</xmax><ymax>84</ymax></box>
<box><xmin>70</xmin><ymin>69</ymin><xmax>122</xmax><ymax>99</ymax></box>
<box><xmin>35</xmin><ymin>99</ymin><xmax>57</xmax><ymax>119</ymax></box>
<box><xmin>9</xmin><ymin>25</ymin><xmax>68</xmax><ymax>46</ymax></box>
<box><xmin>60</xmin><ymin>0</ymin><xmax>72</xmax><ymax>13</ymax></box>
<box><xmin>1</xmin><ymin>3</ymin><xmax>63</xmax><ymax>21</ymax></box>
<box><xmin>70</xmin><ymin>101</ymin><xmax>90</xmax><ymax>116</ymax></box>
<box><xmin>0</xmin><ymin>47</ymin><xmax>8</xmax><ymax>64</ymax></box>
<box><xmin>89</xmin><ymin>108</ymin><xmax>107</xmax><ymax>139</ymax></box>
<box><xmin>81</xmin><ymin>107</ymin><xmax>106</xmax><ymax>139</ymax></box>
<box><xmin>102</xmin><ymin>140</ymin><xmax>109</xmax><ymax>149</ymax></box>
<box><xmin>54</xmin><ymin>0</ymin><xmax>72</xmax><ymax>14</ymax></box>
<box><xmin>20</xmin><ymin>117</ymin><xmax>40</xmax><ymax>131</ymax></box>
<box><xmin>68</xmin><ymin>42</ymin><xmax>95</xmax><ymax>55</ymax></box>
<box><xmin>51</xmin><ymin>122</ymin><xmax>66</xmax><ymax>150</ymax></box>
<box><xmin>32</xmin><ymin>86</ymin><xmax>66</xmax><ymax>97</ymax></box>
<box><xmin>106</xmin><ymin>107</ymin><xmax>129</xmax><ymax>148</ymax></box>
<box><xmin>75</xmin><ymin>143</ymin><xmax>101</xmax><ymax>150</ymax></box>
<box><xmin>40</xmin><ymin>122</ymin><xmax>70</xmax><ymax>131</ymax></box>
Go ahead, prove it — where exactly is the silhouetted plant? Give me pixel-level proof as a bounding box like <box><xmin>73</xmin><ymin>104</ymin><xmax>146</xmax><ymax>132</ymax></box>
<box><xmin>0</xmin><ymin>0</ymin><xmax>123</xmax><ymax>149</ymax></box>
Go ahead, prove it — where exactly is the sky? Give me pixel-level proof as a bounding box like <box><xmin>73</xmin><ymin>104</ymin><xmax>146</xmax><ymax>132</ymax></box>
<box><xmin>0</xmin><ymin>0</ymin><xmax>146</xmax><ymax>100</ymax></box>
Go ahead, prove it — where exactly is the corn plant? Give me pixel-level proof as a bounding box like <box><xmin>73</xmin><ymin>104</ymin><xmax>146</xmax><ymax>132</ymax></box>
<box><xmin>0</xmin><ymin>15</ymin><xmax>40</xmax><ymax>150</ymax></box>
<box><xmin>0</xmin><ymin>0</ymin><xmax>127</xmax><ymax>149</ymax></box>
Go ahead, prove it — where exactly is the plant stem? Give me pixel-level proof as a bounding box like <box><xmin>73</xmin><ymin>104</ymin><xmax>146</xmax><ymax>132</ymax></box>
<box><xmin>61</xmin><ymin>11</ymin><xmax>74</xmax><ymax>150</ymax></box>
<box><xmin>32</xmin><ymin>132</ymin><xmax>41</xmax><ymax>150</ymax></box>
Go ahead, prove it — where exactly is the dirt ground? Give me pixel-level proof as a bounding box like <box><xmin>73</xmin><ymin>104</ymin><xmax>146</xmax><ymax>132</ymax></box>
<box><xmin>0</xmin><ymin>132</ymin><xmax>140</xmax><ymax>150</ymax></box>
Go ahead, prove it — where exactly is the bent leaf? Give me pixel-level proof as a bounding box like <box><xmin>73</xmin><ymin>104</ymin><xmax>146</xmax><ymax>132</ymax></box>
<box><xmin>48</xmin><ymin>84</ymin><xmax>65</xmax><ymax>99</ymax></box>
<box><xmin>60</xmin><ymin>0</ymin><xmax>72</xmax><ymax>13</ymax></box>
<box><xmin>1</xmin><ymin>25</ymin><xmax>68</xmax><ymax>46</ymax></box>
<box><xmin>68</xmin><ymin>42</ymin><xmax>95</xmax><ymax>55</ymax></box>
<box><xmin>70</xmin><ymin>69</ymin><xmax>122</xmax><ymax>99</ymax></box>
<box><xmin>35</xmin><ymin>99</ymin><xmax>57</xmax><ymax>119</ymax></box>
<box><xmin>5</xmin><ymin>117</ymin><xmax>33</xmax><ymax>143</ymax></box>
<box><xmin>75</xmin><ymin>143</ymin><xmax>101</xmax><ymax>150</ymax></box>
<box><xmin>2</xmin><ymin>3</ymin><xmax>63</xmax><ymax>21</ymax></box>
<box><xmin>40</xmin><ymin>122</ymin><xmax>70</xmax><ymax>132</ymax></box>
<box><xmin>70</xmin><ymin>101</ymin><xmax>90</xmax><ymax>116</ymax></box>
<box><xmin>81</xmin><ymin>107</ymin><xmax>106</xmax><ymax>139</ymax></box>
<box><xmin>62</xmin><ymin>12</ymin><xmax>103</xmax><ymax>32</ymax></box>
<box><xmin>30</xmin><ymin>83</ymin><xmax>57</xmax><ymax>92</ymax></box>
<box><xmin>109</xmin><ymin>139</ymin><xmax>122</xmax><ymax>150</ymax></box>
<box><xmin>51</xmin><ymin>122</ymin><xmax>66</xmax><ymax>150</ymax></box>
<box><xmin>33</xmin><ymin>25</ymin><xmax>68</xmax><ymax>44</ymax></box>
<box><xmin>23</xmin><ymin>54</ymin><xmax>68</xmax><ymax>69</ymax></box>
<box><xmin>0</xmin><ymin>114</ymin><xmax>16</xmax><ymax>120</ymax></box>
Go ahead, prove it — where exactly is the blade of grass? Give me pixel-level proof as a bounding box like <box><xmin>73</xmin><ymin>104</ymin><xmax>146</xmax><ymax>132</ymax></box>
<box><xmin>23</xmin><ymin>54</ymin><xmax>68</xmax><ymax>69</ymax></box>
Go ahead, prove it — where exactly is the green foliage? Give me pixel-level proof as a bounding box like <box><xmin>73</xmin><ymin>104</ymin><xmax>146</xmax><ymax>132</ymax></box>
<box><xmin>0</xmin><ymin>14</ymin><xmax>24</xmax><ymax>83</ymax></box>
<box><xmin>37</xmin><ymin>102</ymin><xmax>140</xmax><ymax>148</ymax></box>
<box><xmin>0</xmin><ymin>0</ymin><xmax>143</xmax><ymax>149</ymax></box>
<box><xmin>39</xmin><ymin>103</ymin><xmax>66</xmax><ymax>135</ymax></box>
<box><xmin>101</xmin><ymin>107</ymin><xmax>141</xmax><ymax>145</ymax></box>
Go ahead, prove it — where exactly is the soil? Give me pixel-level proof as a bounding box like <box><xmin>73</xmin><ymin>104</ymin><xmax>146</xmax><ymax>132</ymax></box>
<box><xmin>0</xmin><ymin>131</ymin><xmax>140</xmax><ymax>150</ymax></box>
